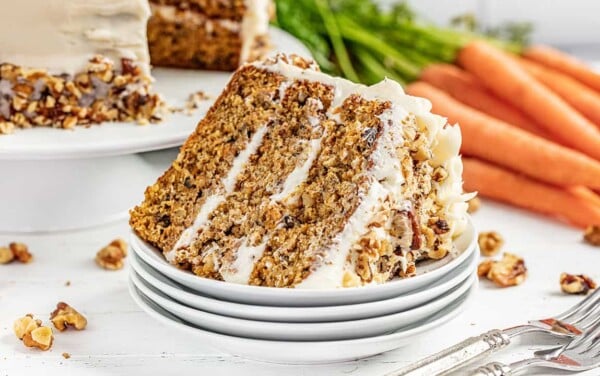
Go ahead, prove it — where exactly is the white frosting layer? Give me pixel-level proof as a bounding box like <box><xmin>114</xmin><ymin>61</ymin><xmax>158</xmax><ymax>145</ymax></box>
<box><xmin>240</xmin><ymin>0</ymin><xmax>271</xmax><ymax>62</ymax></box>
<box><xmin>0</xmin><ymin>0</ymin><xmax>151</xmax><ymax>75</ymax></box>
<box><xmin>220</xmin><ymin>240</ymin><xmax>268</xmax><ymax>284</ymax></box>
<box><xmin>166</xmin><ymin>125</ymin><xmax>268</xmax><ymax>262</ymax></box>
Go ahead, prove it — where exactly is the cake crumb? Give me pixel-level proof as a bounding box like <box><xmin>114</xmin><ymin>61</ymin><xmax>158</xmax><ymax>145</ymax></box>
<box><xmin>478</xmin><ymin>253</ymin><xmax>527</xmax><ymax>287</ymax></box>
<box><xmin>560</xmin><ymin>273</ymin><xmax>597</xmax><ymax>295</ymax></box>
<box><xmin>62</xmin><ymin>352</ymin><xmax>71</xmax><ymax>359</ymax></box>
<box><xmin>583</xmin><ymin>225</ymin><xmax>600</xmax><ymax>246</ymax></box>
<box><xmin>467</xmin><ymin>197</ymin><xmax>481</xmax><ymax>214</ymax></box>
<box><xmin>50</xmin><ymin>302</ymin><xmax>87</xmax><ymax>331</ymax></box>
<box><xmin>95</xmin><ymin>238</ymin><xmax>127</xmax><ymax>270</ymax></box>
<box><xmin>478</xmin><ymin>231</ymin><xmax>504</xmax><ymax>257</ymax></box>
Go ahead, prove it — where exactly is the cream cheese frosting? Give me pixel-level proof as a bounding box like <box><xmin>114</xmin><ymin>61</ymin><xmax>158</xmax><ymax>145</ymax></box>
<box><xmin>0</xmin><ymin>0</ymin><xmax>151</xmax><ymax>75</ymax></box>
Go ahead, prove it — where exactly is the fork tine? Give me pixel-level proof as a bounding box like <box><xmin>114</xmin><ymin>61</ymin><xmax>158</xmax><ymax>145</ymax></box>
<box><xmin>570</xmin><ymin>301</ymin><xmax>600</xmax><ymax>327</ymax></box>
<box><xmin>567</xmin><ymin>315</ymin><xmax>600</xmax><ymax>351</ymax></box>
<box><xmin>556</xmin><ymin>288</ymin><xmax>600</xmax><ymax>321</ymax></box>
<box><xmin>579</xmin><ymin>305</ymin><xmax>600</xmax><ymax>331</ymax></box>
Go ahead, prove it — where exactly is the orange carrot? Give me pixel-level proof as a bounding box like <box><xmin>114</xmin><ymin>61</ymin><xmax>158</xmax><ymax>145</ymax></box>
<box><xmin>518</xmin><ymin>58</ymin><xmax>600</xmax><ymax>129</ymax></box>
<box><xmin>568</xmin><ymin>186</ymin><xmax>600</xmax><ymax>208</ymax></box>
<box><xmin>524</xmin><ymin>45</ymin><xmax>600</xmax><ymax>93</ymax></box>
<box><xmin>406</xmin><ymin>82</ymin><xmax>600</xmax><ymax>189</ymax></box>
<box><xmin>462</xmin><ymin>158</ymin><xmax>600</xmax><ymax>228</ymax></box>
<box><xmin>458</xmin><ymin>41</ymin><xmax>600</xmax><ymax>160</ymax></box>
<box><xmin>420</xmin><ymin>64</ymin><xmax>550</xmax><ymax>138</ymax></box>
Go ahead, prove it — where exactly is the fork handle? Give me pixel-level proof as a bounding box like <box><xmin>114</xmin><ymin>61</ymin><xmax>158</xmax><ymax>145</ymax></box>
<box><xmin>470</xmin><ymin>362</ymin><xmax>512</xmax><ymax>376</ymax></box>
<box><xmin>385</xmin><ymin>330</ymin><xmax>511</xmax><ymax>376</ymax></box>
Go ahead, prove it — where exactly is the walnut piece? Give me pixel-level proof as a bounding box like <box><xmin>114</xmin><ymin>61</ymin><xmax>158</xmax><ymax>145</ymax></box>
<box><xmin>583</xmin><ymin>225</ymin><xmax>600</xmax><ymax>246</ymax></box>
<box><xmin>50</xmin><ymin>302</ymin><xmax>87</xmax><ymax>331</ymax></box>
<box><xmin>467</xmin><ymin>196</ymin><xmax>481</xmax><ymax>214</ymax></box>
<box><xmin>10</xmin><ymin>242</ymin><xmax>33</xmax><ymax>263</ymax></box>
<box><xmin>14</xmin><ymin>314</ymin><xmax>42</xmax><ymax>339</ymax></box>
<box><xmin>62</xmin><ymin>352</ymin><xmax>71</xmax><ymax>359</ymax></box>
<box><xmin>23</xmin><ymin>326</ymin><xmax>54</xmax><ymax>351</ymax></box>
<box><xmin>478</xmin><ymin>231</ymin><xmax>504</xmax><ymax>257</ymax></box>
<box><xmin>560</xmin><ymin>273</ymin><xmax>597</xmax><ymax>295</ymax></box>
<box><xmin>0</xmin><ymin>246</ymin><xmax>14</xmax><ymax>264</ymax></box>
<box><xmin>478</xmin><ymin>253</ymin><xmax>527</xmax><ymax>287</ymax></box>
<box><xmin>95</xmin><ymin>238</ymin><xmax>127</xmax><ymax>270</ymax></box>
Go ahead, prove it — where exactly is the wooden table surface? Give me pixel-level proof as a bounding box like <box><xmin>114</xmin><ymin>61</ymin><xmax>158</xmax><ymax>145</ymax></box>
<box><xmin>1</xmin><ymin>200</ymin><xmax>598</xmax><ymax>376</ymax></box>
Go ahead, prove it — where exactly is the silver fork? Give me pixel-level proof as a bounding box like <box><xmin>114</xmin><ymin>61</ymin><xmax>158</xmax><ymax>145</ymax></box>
<box><xmin>473</xmin><ymin>314</ymin><xmax>600</xmax><ymax>375</ymax></box>
<box><xmin>386</xmin><ymin>288</ymin><xmax>600</xmax><ymax>376</ymax></box>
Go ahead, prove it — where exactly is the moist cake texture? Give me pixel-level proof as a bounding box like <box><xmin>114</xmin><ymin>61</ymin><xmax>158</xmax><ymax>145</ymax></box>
<box><xmin>148</xmin><ymin>0</ymin><xmax>272</xmax><ymax>70</ymax></box>
<box><xmin>0</xmin><ymin>0</ymin><xmax>163</xmax><ymax>134</ymax></box>
<box><xmin>130</xmin><ymin>55</ymin><xmax>471</xmax><ymax>288</ymax></box>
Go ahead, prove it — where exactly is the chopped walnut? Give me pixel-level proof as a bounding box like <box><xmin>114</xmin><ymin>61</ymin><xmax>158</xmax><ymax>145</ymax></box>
<box><xmin>62</xmin><ymin>352</ymin><xmax>71</xmax><ymax>359</ymax></box>
<box><xmin>583</xmin><ymin>225</ymin><xmax>600</xmax><ymax>246</ymax></box>
<box><xmin>50</xmin><ymin>302</ymin><xmax>87</xmax><ymax>331</ymax></box>
<box><xmin>23</xmin><ymin>326</ymin><xmax>54</xmax><ymax>351</ymax></box>
<box><xmin>560</xmin><ymin>273</ymin><xmax>597</xmax><ymax>295</ymax></box>
<box><xmin>478</xmin><ymin>253</ymin><xmax>527</xmax><ymax>287</ymax></box>
<box><xmin>14</xmin><ymin>314</ymin><xmax>42</xmax><ymax>340</ymax></box>
<box><xmin>0</xmin><ymin>246</ymin><xmax>14</xmax><ymax>264</ymax></box>
<box><xmin>10</xmin><ymin>242</ymin><xmax>33</xmax><ymax>263</ymax></box>
<box><xmin>467</xmin><ymin>197</ymin><xmax>481</xmax><ymax>214</ymax></box>
<box><xmin>95</xmin><ymin>238</ymin><xmax>127</xmax><ymax>270</ymax></box>
<box><xmin>478</xmin><ymin>231</ymin><xmax>504</xmax><ymax>257</ymax></box>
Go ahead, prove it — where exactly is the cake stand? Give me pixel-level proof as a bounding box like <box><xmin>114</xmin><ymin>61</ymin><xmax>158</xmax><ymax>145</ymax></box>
<box><xmin>0</xmin><ymin>28</ymin><xmax>311</xmax><ymax>233</ymax></box>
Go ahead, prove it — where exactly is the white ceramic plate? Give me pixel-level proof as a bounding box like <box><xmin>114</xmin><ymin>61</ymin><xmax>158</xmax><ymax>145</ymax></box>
<box><xmin>0</xmin><ymin>28</ymin><xmax>312</xmax><ymax>161</ymax></box>
<box><xmin>129</xmin><ymin>277</ymin><xmax>476</xmax><ymax>364</ymax></box>
<box><xmin>130</xmin><ymin>249</ymin><xmax>477</xmax><ymax>322</ymax></box>
<box><xmin>131</xmin><ymin>268</ymin><xmax>476</xmax><ymax>341</ymax></box>
<box><xmin>130</xmin><ymin>217</ymin><xmax>477</xmax><ymax>307</ymax></box>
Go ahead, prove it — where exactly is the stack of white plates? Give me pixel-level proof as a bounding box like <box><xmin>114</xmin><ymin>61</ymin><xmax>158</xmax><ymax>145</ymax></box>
<box><xmin>128</xmin><ymin>218</ymin><xmax>479</xmax><ymax>364</ymax></box>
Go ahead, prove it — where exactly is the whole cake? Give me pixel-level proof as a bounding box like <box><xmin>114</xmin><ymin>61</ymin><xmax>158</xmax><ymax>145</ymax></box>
<box><xmin>147</xmin><ymin>0</ymin><xmax>272</xmax><ymax>70</ymax></box>
<box><xmin>0</xmin><ymin>0</ymin><xmax>163</xmax><ymax>134</ymax></box>
<box><xmin>130</xmin><ymin>55</ymin><xmax>471</xmax><ymax>288</ymax></box>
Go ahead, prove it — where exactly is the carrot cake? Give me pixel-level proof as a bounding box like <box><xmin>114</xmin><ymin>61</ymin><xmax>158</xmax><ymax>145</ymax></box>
<box><xmin>147</xmin><ymin>0</ymin><xmax>272</xmax><ymax>71</ymax></box>
<box><xmin>130</xmin><ymin>55</ymin><xmax>471</xmax><ymax>288</ymax></box>
<box><xmin>0</xmin><ymin>0</ymin><xmax>163</xmax><ymax>134</ymax></box>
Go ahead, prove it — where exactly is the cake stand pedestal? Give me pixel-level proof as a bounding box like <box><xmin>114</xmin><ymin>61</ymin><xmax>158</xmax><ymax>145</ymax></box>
<box><xmin>0</xmin><ymin>28</ymin><xmax>311</xmax><ymax>233</ymax></box>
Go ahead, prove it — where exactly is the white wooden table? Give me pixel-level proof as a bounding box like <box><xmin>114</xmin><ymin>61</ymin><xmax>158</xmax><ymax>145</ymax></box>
<box><xmin>1</xmin><ymin>200</ymin><xmax>598</xmax><ymax>376</ymax></box>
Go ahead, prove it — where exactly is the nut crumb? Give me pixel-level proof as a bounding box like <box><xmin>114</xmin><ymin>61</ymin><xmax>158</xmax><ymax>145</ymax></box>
<box><xmin>65</xmin><ymin>280</ymin><xmax>71</xmax><ymax>287</ymax></box>
<box><xmin>478</xmin><ymin>231</ymin><xmax>504</xmax><ymax>257</ymax></box>
<box><xmin>478</xmin><ymin>253</ymin><xmax>527</xmax><ymax>287</ymax></box>
<box><xmin>62</xmin><ymin>352</ymin><xmax>71</xmax><ymax>359</ymax></box>
<box><xmin>560</xmin><ymin>273</ymin><xmax>597</xmax><ymax>295</ymax></box>
<box><xmin>583</xmin><ymin>225</ymin><xmax>600</xmax><ymax>246</ymax></box>
<box><xmin>50</xmin><ymin>302</ymin><xmax>87</xmax><ymax>331</ymax></box>
<box><xmin>95</xmin><ymin>238</ymin><xmax>127</xmax><ymax>270</ymax></box>
<box><xmin>467</xmin><ymin>196</ymin><xmax>481</xmax><ymax>214</ymax></box>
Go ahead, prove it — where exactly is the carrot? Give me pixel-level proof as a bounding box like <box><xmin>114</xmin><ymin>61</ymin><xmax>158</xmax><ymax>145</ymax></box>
<box><xmin>568</xmin><ymin>186</ymin><xmax>600</xmax><ymax>208</ymax></box>
<box><xmin>458</xmin><ymin>41</ymin><xmax>600</xmax><ymax>160</ymax></box>
<box><xmin>517</xmin><ymin>58</ymin><xmax>600</xmax><ymax>129</ymax></box>
<box><xmin>405</xmin><ymin>82</ymin><xmax>600</xmax><ymax>189</ymax></box>
<box><xmin>420</xmin><ymin>64</ymin><xmax>551</xmax><ymax>138</ymax></box>
<box><xmin>462</xmin><ymin>158</ymin><xmax>600</xmax><ymax>228</ymax></box>
<box><xmin>524</xmin><ymin>45</ymin><xmax>600</xmax><ymax>93</ymax></box>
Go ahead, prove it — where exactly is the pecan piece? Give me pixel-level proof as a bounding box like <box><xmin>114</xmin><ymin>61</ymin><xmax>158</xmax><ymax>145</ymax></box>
<box><xmin>560</xmin><ymin>273</ymin><xmax>597</xmax><ymax>295</ymax></box>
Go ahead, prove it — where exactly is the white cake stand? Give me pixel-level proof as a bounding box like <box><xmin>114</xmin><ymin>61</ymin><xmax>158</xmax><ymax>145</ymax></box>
<box><xmin>0</xmin><ymin>28</ymin><xmax>311</xmax><ymax>233</ymax></box>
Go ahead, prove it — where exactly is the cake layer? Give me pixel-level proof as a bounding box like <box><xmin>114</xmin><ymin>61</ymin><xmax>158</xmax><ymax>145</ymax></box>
<box><xmin>150</xmin><ymin>0</ymin><xmax>246</xmax><ymax>20</ymax></box>
<box><xmin>0</xmin><ymin>0</ymin><xmax>151</xmax><ymax>76</ymax></box>
<box><xmin>0</xmin><ymin>57</ymin><xmax>163</xmax><ymax>134</ymax></box>
<box><xmin>131</xmin><ymin>55</ymin><xmax>471</xmax><ymax>288</ymax></box>
<box><xmin>147</xmin><ymin>1</ymin><xmax>271</xmax><ymax>70</ymax></box>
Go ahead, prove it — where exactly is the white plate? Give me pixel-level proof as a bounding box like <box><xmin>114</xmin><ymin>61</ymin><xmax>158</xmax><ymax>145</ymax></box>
<box><xmin>130</xmin><ymin>217</ymin><xmax>477</xmax><ymax>307</ymax></box>
<box><xmin>129</xmin><ymin>277</ymin><xmax>476</xmax><ymax>364</ymax></box>
<box><xmin>0</xmin><ymin>27</ymin><xmax>312</xmax><ymax>161</ymax></box>
<box><xmin>131</xmin><ymin>268</ymin><xmax>476</xmax><ymax>342</ymax></box>
<box><xmin>130</xmin><ymin>249</ymin><xmax>478</xmax><ymax>322</ymax></box>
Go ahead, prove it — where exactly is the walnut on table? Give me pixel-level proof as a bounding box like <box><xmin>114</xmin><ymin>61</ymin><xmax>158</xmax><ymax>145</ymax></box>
<box><xmin>50</xmin><ymin>302</ymin><xmax>87</xmax><ymax>331</ymax></box>
<box><xmin>0</xmin><ymin>242</ymin><xmax>33</xmax><ymax>264</ymax></box>
<box><xmin>478</xmin><ymin>231</ymin><xmax>504</xmax><ymax>257</ymax></box>
<box><xmin>584</xmin><ymin>225</ymin><xmax>600</xmax><ymax>246</ymax></box>
<box><xmin>478</xmin><ymin>252</ymin><xmax>527</xmax><ymax>287</ymax></box>
<box><xmin>95</xmin><ymin>238</ymin><xmax>128</xmax><ymax>270</ymax></box>
<box><xmin>13</xmin><ymin>314</ymin><xmax>54</xmax><ymax>351</ymax></box>
<box><xmin>560</xmin><ymin>273</ymin><xmax>597</xmax><ymax>295</ymax></box>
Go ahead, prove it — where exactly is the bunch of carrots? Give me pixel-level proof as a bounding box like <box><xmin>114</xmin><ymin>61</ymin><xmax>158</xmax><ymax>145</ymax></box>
<box><xmin>406</xmin><ymin>43</ymin><xmax>600</xmax><ymax>228</ymax></box>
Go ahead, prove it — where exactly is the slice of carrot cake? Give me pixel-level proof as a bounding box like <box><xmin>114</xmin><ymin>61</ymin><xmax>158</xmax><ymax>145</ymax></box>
<box><xmin>147</xmin><ymin>0</ymin><xmax>272</xmax><ymax>71</ymax></box>
<box><xmin>0</xmin><ymin>0</ymin><xmax>163</xmax><ymax>134</ymax></box>
<box><xmin>130</xmin><ymin>55</ymin><xmax>471</xmax><ymax>288</ymax></box>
